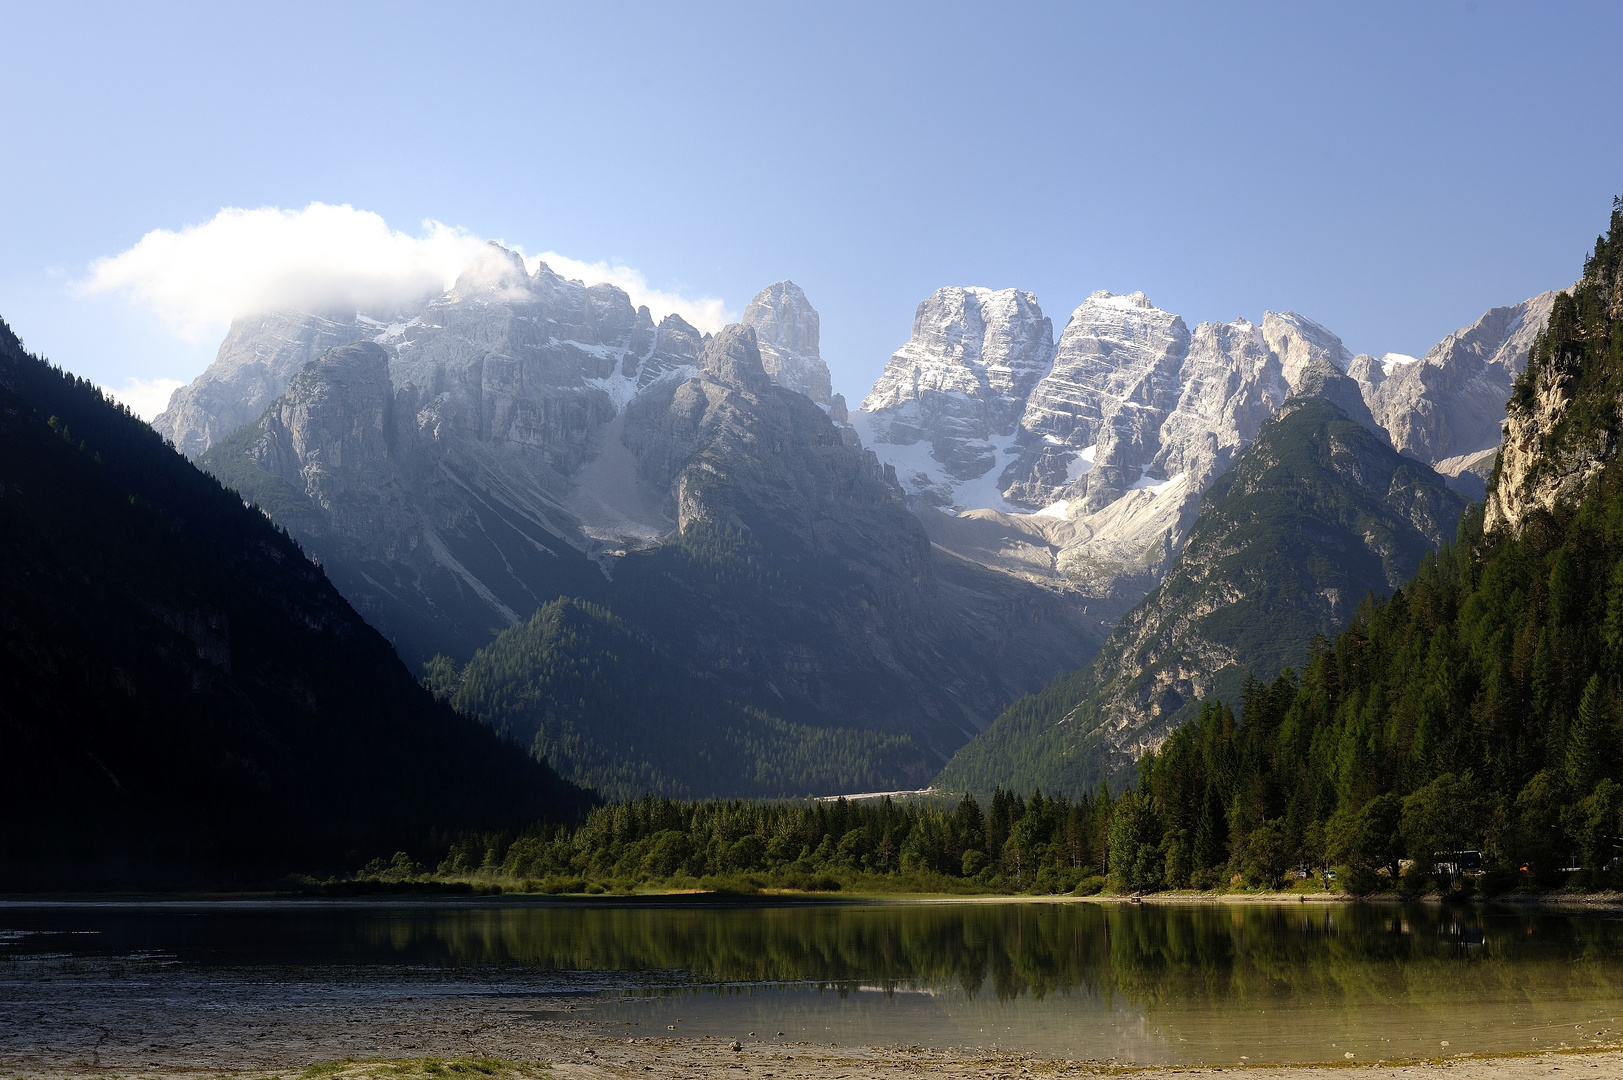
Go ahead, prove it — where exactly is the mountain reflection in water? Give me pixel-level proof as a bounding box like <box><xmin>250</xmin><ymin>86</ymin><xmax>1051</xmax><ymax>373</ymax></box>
<box><xmin>4</xmin><ymin>900</ymin><xmax>1622</xmax><ymax>1064</ymax></box>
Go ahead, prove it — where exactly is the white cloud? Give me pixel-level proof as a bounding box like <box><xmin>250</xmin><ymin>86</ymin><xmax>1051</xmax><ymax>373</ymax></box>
<box><xmin>527</xmin><ymin>251</ymin><xmax>734</xmax><ymax>333</ymax></box>
<box><xmin>80</xmin><ymin>202</ymin><xmax>734</xmax><ymax>341</ymax></box>
<box><xmin>99</xmin><ymin>376</ymin><xmax>185</xmax><ymax>421</ymax></box>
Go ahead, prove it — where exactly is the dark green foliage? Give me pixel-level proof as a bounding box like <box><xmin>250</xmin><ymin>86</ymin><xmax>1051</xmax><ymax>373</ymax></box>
<box><xmin>0</xmin><ymin>318</ymin><xmax>591</xmax><ymax>888</ymax></box>
<box><xmin>412</xmin><ymin>788</ymin><xmax>1110</xmax><ymax>895</ymax></box>
<box><xmin>938</xmin><ymin>396</ymin><xmax>1465</xmax><ymax>798</ymax></box>
<box><xmin>436</xmin><ymin>596</ymin><xmax>918</xmax><ymax>800</ymax></box>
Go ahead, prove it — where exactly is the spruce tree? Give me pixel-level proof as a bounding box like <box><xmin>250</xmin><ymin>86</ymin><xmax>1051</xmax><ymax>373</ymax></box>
<box><xmin>1567</xmin><ymin>674</ymin><xmax>1613</xmax><ymax>795</ymax></box>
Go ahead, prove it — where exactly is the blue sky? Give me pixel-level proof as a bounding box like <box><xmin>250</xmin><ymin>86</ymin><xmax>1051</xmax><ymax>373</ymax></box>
<box><xmin>3</xmin><ymin>1</ymin><xmax>1621</xmax><ymax>415</ymax></box>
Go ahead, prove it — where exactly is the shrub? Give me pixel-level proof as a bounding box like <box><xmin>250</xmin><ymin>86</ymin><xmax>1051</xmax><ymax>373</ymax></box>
<box><xmin>1072</xmin><ymin>874</ymin><xmax>1104</xmax><ymax>896</ymax></box>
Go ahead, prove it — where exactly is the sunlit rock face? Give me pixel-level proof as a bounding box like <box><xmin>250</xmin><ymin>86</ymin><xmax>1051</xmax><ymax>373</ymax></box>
<box><xmin>1010</xmin><ymin>291</ymin><xmax>1193</xmax><ymax>513</ymax></box>
<box><xmin>1348</xmin><ymin>291</ymin><xmax>1560</xmax><ymax>499</ymax></box>
<box><xmin>1260</xmin><ymin>311</ymin><xmax>1386</xmax><ymax>440</ymax></box>
<box><xmin>856</xmin><ymin>286</ymin><xmax>1054</xmax><ymax>507</ymax></box>
<box><xmin>856</xmin><ymin>281</ymin><xmax>1555</xmax><ymax>627</ymax></box>
<box><xmin>742</xmin><ymin>280</ymin><xmax>834</xmax><ymax>405</ymax></box>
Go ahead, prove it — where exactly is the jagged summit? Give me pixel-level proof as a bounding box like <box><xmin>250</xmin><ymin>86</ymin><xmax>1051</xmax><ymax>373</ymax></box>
<box><xmin>742</xmin><ymin>280</ymin><xmax>833</xmax><ymax>404</ymax></box>
<box><xmin>1085</xmin><ymin>289</ymin><xmax>1156</xmax><ymax>309</ymax></box>
<box><xmin>855</xmin><ymin>286</ymin><xmax>1054</xmax><ymax>511</ymax></box>
<box><xmin>854</xmin><ymin>282</ymin><xmax>1555</xmax><ymax>626</ymax></box>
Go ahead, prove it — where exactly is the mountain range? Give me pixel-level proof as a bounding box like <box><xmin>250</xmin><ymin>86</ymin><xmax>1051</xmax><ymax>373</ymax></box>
<box><xmin>136</xmin><ymin>240</ymin><xmax>1557</xmax><ymax>800</ymax></box>
<box><xmin>175</xmin><ymin>254</ymin><xmax>1096</xmax><ymax>792</ymax></box>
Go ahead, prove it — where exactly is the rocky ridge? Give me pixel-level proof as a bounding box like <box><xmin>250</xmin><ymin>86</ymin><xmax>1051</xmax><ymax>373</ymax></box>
<box><xmin>1350</xmin><ymin>291</ymin><xmax>1560</xmax><ymax>500</ymax></box>
<box><xmin>857</xmin><ymin>286</ymin><xmax>1555</xmax><ymax>625</ymax></box>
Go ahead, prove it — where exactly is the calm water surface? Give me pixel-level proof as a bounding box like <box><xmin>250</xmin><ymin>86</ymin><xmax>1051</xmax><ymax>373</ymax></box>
<box><xmin>4</xmin><ymin>899</ymin><xmax>1622</xmax><ymax>1065</ymax></box>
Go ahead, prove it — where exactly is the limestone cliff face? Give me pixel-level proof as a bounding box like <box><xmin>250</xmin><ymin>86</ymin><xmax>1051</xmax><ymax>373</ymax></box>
<box><xmin>742</xmin><ymin>281</ymin><xmax>834</xmax><ymax>404</ymax></box>
<box><xmin>858</xmin><ymin>286</ymin><xmax>1054</xmax><ymax>501</ymax></box>
<box><xmin>154</xmin><ymin>309</ymin><xmax>386</xmax><ymax>458</ymax></box>
<box><xmin>1347</xmin><ymin>292</ymin><xmax>1561</xmax><ymax>500</ymax></box>
<box><xmin>878</xmin><ymin>293</ymin><xmax>1289</xmax><ymax>635</ymax></box>
<box><xmin>250</xmin><ymin>341</ymin><xmax>403</xmax><ymax>543</ymax></box>
<box><xmin>1013</xmin><ymin>291</ymin><xmax>1192</xmax><ymax>512</ymax></box>
<box><xmin>200</xmin><ymin>244</ymin><xmax>723</xmax><ymax>660</ymax></box>
<box><xmin>1483</xmin><ymin>214</ymin><xmax>1622</xmax><ymax>533</ymax></box>
<box><xmin>1356</xmin><ymin>293</ymin><xmax>1557</xmax><ymax>463</ymax></box>
<box><xmin>1483</xmin><ymin>360</ymin><xmax>1602</xmax><ymax>534</ymax></box>
<box><xmin>193</xmin><ymin>268</ymin><xmax>1099</xmax><ymax>767</ymax></box>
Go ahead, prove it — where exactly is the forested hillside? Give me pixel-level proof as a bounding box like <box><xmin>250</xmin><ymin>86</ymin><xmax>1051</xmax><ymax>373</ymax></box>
<box><xmin>1108</xmin><ymin>197</ymin><xmax>1623</xmax><ymax>892</ymax></box>
<box><xmin>0</xmin><ymin>319</ymin><xmax>591</xmax><ymax>888</ymax></box>
<box><xmin>937</xmin><ymin>396</ymin><xmax>1465</xmax><ymax>798</ymax></box>
<box><xmin>428</xmin><ymin>597</ymin><xmax>921</xmax><ymax>800</ymax></box>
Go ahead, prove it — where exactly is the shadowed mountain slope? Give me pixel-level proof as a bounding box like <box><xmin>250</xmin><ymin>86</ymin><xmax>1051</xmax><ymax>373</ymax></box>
<box><xmin>0</xmin><ymin>318</ymin><xmax>590</xmax><ymax>888</ymax></box>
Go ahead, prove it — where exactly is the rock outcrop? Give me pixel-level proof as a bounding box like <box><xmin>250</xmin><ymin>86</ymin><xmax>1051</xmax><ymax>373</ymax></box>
<box><xmin>742</xmin><ymin>281</ymin><xmax>834</xmax><ymax>404</ymax></box>
<box><xmin>857</xmin><ymin>287</ymin><xmax>1054</xmax><ymax>507</ymax></box>
<box><xmin>1348</xmin><ymin>291</ymin><xmax>1560</xmax><ymax>499</ymax></box>
<box><xmin>1483</xmin><ymin>251</ymin><xmax>1620</xmax><ymax>535</ymax></box>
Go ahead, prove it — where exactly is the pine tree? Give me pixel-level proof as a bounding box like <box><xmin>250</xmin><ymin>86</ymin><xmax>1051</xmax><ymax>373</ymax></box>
<box><xmin>1567</xmin><ymin>674</ymin><xmax>1613</xmax><ymax>795</ymax></box>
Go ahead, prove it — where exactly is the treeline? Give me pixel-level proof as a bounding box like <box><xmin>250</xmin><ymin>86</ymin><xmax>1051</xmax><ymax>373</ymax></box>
<box><xmin>358</xmin><ymin>787</ymin><xmax>1114</xmax><ymax>895</ymax></box>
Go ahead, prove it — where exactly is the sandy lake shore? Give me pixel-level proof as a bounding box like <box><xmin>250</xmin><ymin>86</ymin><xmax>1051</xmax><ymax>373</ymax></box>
<box><xmin>4</xmin><ymin>976</ymin><xmax>1620</xmax><ymax>1080</ymax></box>
<box><xmin>3</xmin><ymin>1035</ymin><xmax>1621</xmax><ymax>1080</ymax></box>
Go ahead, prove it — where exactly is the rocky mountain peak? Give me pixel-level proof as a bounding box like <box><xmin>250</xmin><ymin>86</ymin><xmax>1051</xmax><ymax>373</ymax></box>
<box><xmin>451</xmin><ymin>242</ymin><xmax>534</xmax><ymax>300</ymax></box>
<box><xmin>854</xmin><ymin>286</ymin><xmax>1054</xmax><ymax>507</ymax></box>
<box><xmin>1262</xmin><ymin>311</ymin><xmax>1387</xmax><ymax>441</ymax></box>
<box><xmin>1086</xmin><ymin>289</ymin><xmax>1156</xmax><ymax>310</ymax></box>
<box><xmin>1350</xmin><ymin>292</ymin><xmax>1560</xmax><ymax>499</ymax></box>
<box><xmin>699</xmin><ymin>324</ymin><xmax>771</xmax><ymax>390</ymax></box>
<box><xmin>742</xmin><ymin>280</ymin><xmax>833</xmax><ymax>404</ymax></box>
<box><xmin>1261</xmin><ymin>311</ymin><xmax>1353</xmax><ymax>385</ymax></box>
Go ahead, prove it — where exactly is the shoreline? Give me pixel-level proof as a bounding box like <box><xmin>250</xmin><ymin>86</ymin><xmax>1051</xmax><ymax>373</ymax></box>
<box><xmin>6</xmin><ymin>1037</ymin><xmax>1623</xmax><ymax>1080</ymax></box>
<box><xmin>6</xmin><ymin>887</ymin><xmax>1623</xmax><ymax>914</ymax></box>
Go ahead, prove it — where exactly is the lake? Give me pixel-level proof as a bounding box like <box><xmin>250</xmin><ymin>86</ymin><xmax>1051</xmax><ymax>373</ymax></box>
<box><xmin>3</xmin><ymin>898</ymin><xmax>1621</xmax><ymax>1067</ymax></box>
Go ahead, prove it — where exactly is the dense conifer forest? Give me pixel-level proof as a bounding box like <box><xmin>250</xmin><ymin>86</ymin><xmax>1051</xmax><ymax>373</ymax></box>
<box><xmin>429</xmin><ymin>597</ymin><xmax>920</xmax><ymax>800</ymax></box>
<box><xmin>334</xmin><ymin>789</ymin><xmax>1113</xmax><ymax>897</ymax></box>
